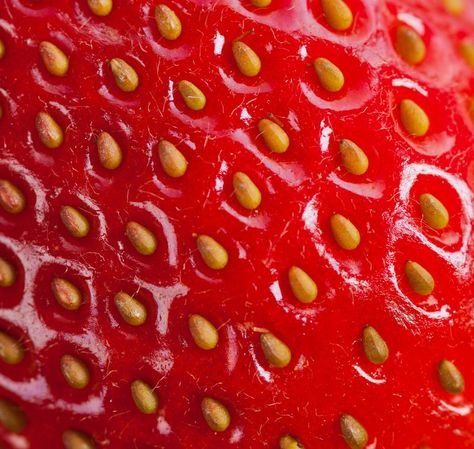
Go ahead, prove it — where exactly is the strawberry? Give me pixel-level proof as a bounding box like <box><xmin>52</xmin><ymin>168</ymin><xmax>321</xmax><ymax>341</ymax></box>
<box><xmin>0</xmin><ymin>0</ymin><xmax>473</xmax><ymax>448</ymax></box>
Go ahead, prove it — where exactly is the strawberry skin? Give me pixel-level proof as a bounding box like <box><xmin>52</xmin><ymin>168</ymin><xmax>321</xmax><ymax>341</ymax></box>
<box><xmin>1</xmin><ymin>0</ymin><xmax>474</xmax><ymax>448</ymax></box>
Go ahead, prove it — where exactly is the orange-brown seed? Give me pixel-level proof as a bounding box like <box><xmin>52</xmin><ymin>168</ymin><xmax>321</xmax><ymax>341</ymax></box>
<box><xmin>97</xmin><ymin>132</ymin><xmax>123</xmax><ymax>170</ymax></box>
<box><xmin>35</xmin><ymin>112</ymin><xmax>64</xmax><ymax>148</ymax></box>
<box><xmin>250</xmin><ymin>0</ymin><xmax>272</xmax><ymax>7</ymax></box>
<box><xmin>340</xmin><ymin>414</ymin><xmax>368</xmax><ymax>449</ymax></box>
<box><xmin>188</xmin><ymin>314</ymin><xmax>219</xmax><ymax>350</ymax></box>
<box><xmin>60</xmin><ymin>206</ymin><xmax>90</xmax><ymax>238</ymax></box>
<box><xmin>0</xmin><ymin>179</ymin><xmax>26</xmax><ymax>214</ymax></box>
<box><xmin>155</xmin><ymin>4</ymin><xmax>182</xmax><ymax>40</ymax></box>
<box><xmin>0</xmin><ymin>331</ymin><xmax>24</xmax><ymax>365</ymax></box>
<box><xmin>438</xmin><ymin>359</ymin><xmax>464</xmax><ymax>394</ymax></box>
<box><xmin>60</xmin><ymin>354</ymin><xmax>90</xmax><ymax>389</ymax></box>
<box><xmin>400</xmin><ymin>99</ymin><xmax>430</xmax><ymax>137</ymax></box>
<box><xmin>460</xmin><ymin>41</ymin><xmax>474</xmax><ymax>68</ymax></box>
<box><xmin>0</xmin><ymin>257</ymin><xmax>16</xmax><ymax>288</ymax></box>
<box><xmin>280</xmin><ymin>434</ymin><xmax>305</xmax><ymax>449</ymax></box>
<box><xmin>0</xmin><ymin>39</ymin><xmax>5</xmax><ymax>59</ymax></box>
<box><xmin>125</xmin><ymin>221</ymin><xmax>157</xmax><ymax>256</ymax></box>
<box><xmin>131</xmin><ymin>379</ymin><xmax>159</xmax><ymax>414</ymax></box>
<box><xmin>330</xmin><ymin>214</ymin><xmax>360</xmax><ymax>250</ymax></box>
<box><xmin>114</xmin><ymin>291</ymin><xmax>147</xmax><ymax>326</ymax></box>
<box><xmin>0</xmin><ymin>398</ymin><xmax>26</xmax><ymax>433</ymax></box>
<box><xmin>232</xmin><ymin>172</ymin><xmax>262</xmax><ymax>210</ymax></box>
<box><xmin>87</xmin><ymin>0</ymin><xmax>113</xmax><ymax>16</ymax></box>
<box><xmin>405</xmin><ymin>260</ymin><xmax>434</xmax><ymax>296</ymax></box>
<box><xmin>396</xmin><ymin>25</ymin><xmax>426</xmax><ymax>65</ymax></box>
<box><xmin>51</xmin><ymin>278</ymin><xmax>82</xmax><ymax>311</ymax></box>
<box><xmin>443</xmin><ymin>0</ymin><xmax>464</xmax><ymax>15</ymax></box>
<box><xmin>158</xmin><ymin>140</ymin><xmax>188</xmax><ymax>178</ymax></box>
<box><xmin>258</xmin><ymin>118</ymin><xmax>290</xmax><ymax>154</ymax></box>
<box><xmin>339</xmin><ymin>139</ymin><xmax>369</xmax><ymax>175</ymax></box>
<box><xmin>419</xmin><ymin>193</ymin><xmax>449</xmax><ymax>230</ymax></box>
<box><xmin>260</xmin><ymin>332</ymin><xmax>292</xmax><ymax>368</ymax></box>
<box><xmin>288</xmin><ymin>266</ymin><xmax>318</xmax><ymax>304</ymax></box>
<box><xmin>109</xmin><ymin>58</ymin><xmax>139</xmax><ymax>92</ymax></box>
<box><xmin>314</xmin><ymin>57</ymin><xmax>345</xmax><ymax>92</ymax></box>
<box><xmin>39</xmin><ymin>41</ymin><xmax>69</xmax><ymax>77</ymax></box>
<box><xmin>178</xmin><ymin>80</ymin><xmax>206</xmax><ymax>111</ymax></box>
<box><xmin>201</xmin><ymin>397</ymin><xmax>231</xmax><ymax>432</ymax></box>
<box><xmin>196</xmin><ymin>235</ymin><xmax>228</xmax><ymax>270</ymax></box>
<box><xmin>321</xmin><ymin>0</ymin><xmax>353</xmax><ymax>31</ymax></box>
<box><xmin>63</xmin><ymin>429</ymin><xmax>96</xmax><ymax>449</ymax></box>
<box><xmin>232</xmin><ymin>41</ymin><xmax>261</xmax><ymax>77</ymax></box>
<box><xmin>362</xmin><ymin>325</ymin><xmax>389</xmax><ymax>364</ymax></box>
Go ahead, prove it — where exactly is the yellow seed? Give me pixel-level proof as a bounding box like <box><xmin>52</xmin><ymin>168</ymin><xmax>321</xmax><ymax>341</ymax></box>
<box><xmin>0</xmin><ymin>257</ymin><xmax>16</xmax><ymax>288</ymax></box>
<box><xmin>39</xmin><ymin>41</ymin><xmax>69</xmax><ymax>77</ymax></box>
<box><xmin>405</xmin><ymin>260</ymin><xmax>434</xmax><ymax>296</ymax></box>
<box><xmin>87</xmin><ymin>0</ymin><xmax>113</xmax><ymax>16</ymax></box>
<box><xmin>0</xmin><ymin>331</ymin><xmax>24</xmax><ymax>365</ymax></box>
<box><xmin>339</xmin><ymin>139</ymin><xmax>369</xmax><ymax>175</ymax></box>
<box><xmin>63</xmin><ymin>429</ymin><xmax>96</xmax><ymax>449</ymax></box>
<box><xmin>321</xmin><ymin>0</ymin><xmax>353</xmax><ymax>31</ymax></box>
<box><xmin>260</xmin><ymin>332</ymin><xmax>291</xmax><ymax>368</ymax></box>
<box><xmin>60</xmin><ymin>206</ymin><xmax>90</xmax><ymax>238</ymax></box>
<box><xmin>0</xmin><ymin>39</ymin><xmax>5</xmax><ymax>59</ymax></box>
<box><xmin>438</xmin><ymin>360</ymin><xmax>464</xmax><ymax>394</ymax></box>
<box><xmin>155</xmin><ymin>4</ymin><xmax>182</xmax><ymax>40</ymax></box>
<box><xmin>251</xmin><ymin>0</ymin><xmax>272</xmax><ymax>7</ymax></box>
<box><xmin>280</xmin><ymin>434</ymin><xmax>304</xmax><ymax>449</ymax></box>
<box><xmin>330</xmin><ymin>214</ymin><xmax>360</xmax><ymax>250</ymax></box>
<box><xmin>400</xmin><ymin>99</ymin><xmax>429</xmax><ymax>137</ymax></box>
<box><xmin>114</xmin><ymin>291</ymin><xmax>147</xmax><ymax>326</ymax></box>
<box><xmin>460</xmin><ymin>41</ymin><xmax>474</xmax><ymax>68</ymax></box>
<box><xmin>232</xmin><ymin>172</ymin><xmax>261</xmax><ymax>210</ymax></box>
<box><xmin>314</xmin><ymin>57</ymin><xmax>345</xmax><ymax>93</ymax></box>
<box><xmin>158</xmin><ymin>140</ymin><xmax>188</xmax><ymax>178</ymax></box>
<box><xmin>97</xmin><ymin>132</ymin><xmax>122</xmax><ymax>170</ymax></box>
<box><xmin>288</xmin><ymin>266</ymin><xmax>318</xmax><ymax>304</ymax></box>
<box><xmin>109</xmin><ymin>58</ymin><xmax>139</xmax><ymax>92</ymax></box>
<box><xmin>0</xmin><ymin>179</ymin><xmax>26</xmax><ymax>214</ymax></box>
<box><xmin>35</xmin><ymin>112</ymin><xmax>64</xmax><ymax>148</ymax></box>
<box><xmin>60</xmin><ymin>354</ymin><xmax>90</xmax><ymax>389</ymax></box>
<box><xmin>396</xmin><ymin>25</ymin><xmax>426</xmax><ymax>65</ymax></box>
<box><xmin>258</xmin><ymin>118</ymin><xmax>290</xmax><ymax>154</ymax></box>
<box><xmin>51</xmin><ymin>278</ymin><xmax>82</xmax><ymax>311</ymax></box>
<box><xmin>125</xmin><ymin>221</ymin><xmax>157</xmax><ymax>256</ymax></box>
<box><xmin>443</xmin><ymin>0</ymin><xmax>464</xmax><ymax>15</ymax></box>
<box><xmin>362</xmin><ymin>326</ymin><xmax>389</xmax><ymax>365</ymax></box>
<box><xmin>188</xmin><ymin>314</ymin><xmax>219</xmax><ymax>350</ymax></box>
<box><xmin>131</xmin><ymin>380</ymin><xmax>159</xmax><ymax>414</ymax></box>
<box><xmin>196</xmin><ymin>235</ymin><xmax>228</xmax><ymax>270</ymax></box>
<box><xmin>201</xmin><ymin>397</ymin><xmax>230</xmax><ymax>432</ymax></box>
<box><xmin>419</xmin><ymin>193</ymin><xmax>449</xmax><ymax>230</ymax></box>
<box><xmin>340</xmin><ymin>414</ymin><xmax>368</xmax><ymax>449</ymax></box>
<box><xmin>0</xmin><ymin>398</ymin><xmax>26</xmax><ymax>433</ymax></box>
<box><xmin>232</xmin><ymin>41</ymin><xmax>261</xmax><ymax>77</ymax></box>
<box><xmin>178</xmin><ymin>80</ymin><xmax>206</xmax><ymax>111</ymax></box>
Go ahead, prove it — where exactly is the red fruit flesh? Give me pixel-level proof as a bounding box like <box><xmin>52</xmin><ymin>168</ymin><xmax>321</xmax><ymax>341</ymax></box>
<box><xmin>1</xmin><ymin>0</ymin><xmax>474</xmax><ymax>448</ymax></box>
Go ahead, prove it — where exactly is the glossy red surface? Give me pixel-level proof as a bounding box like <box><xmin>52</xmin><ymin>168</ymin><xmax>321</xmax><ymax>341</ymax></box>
<box><xmin>1</xmin><ymin>0</ymin><xmax>474</xmax><ymax>448</ymax></box>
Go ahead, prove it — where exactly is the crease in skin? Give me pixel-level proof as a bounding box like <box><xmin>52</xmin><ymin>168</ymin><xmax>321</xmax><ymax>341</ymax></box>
<box><xmin>327</xmin><ymin>172</ymin><xmax>385</xmax><ymax>200</ymax></box>
<box><xmin>353</xmin><ymin>364</ymin><xmax>386</xmax><ymax>385</ymax></box>
<box><xmin>248</xmin><ymin>344</ymin><xmax>272</xmax><ymax>383</ymax></box>
<box><xmin>218</xmin><ymin>67</ymin><xmax>272</xmax><ymax>94</ymax></box>
<box><xmin>439</xmin><ymin>399</ymin><xmax>473</xmax><ymax>416</ymax></box>
<box><xmin>221</xmin><ymin>201</ymin><xmax>271</xmax><ymax>230</ymax></box>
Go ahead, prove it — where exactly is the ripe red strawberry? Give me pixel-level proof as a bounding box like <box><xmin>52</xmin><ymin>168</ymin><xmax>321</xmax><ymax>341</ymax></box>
<box><xmin>1</xmin><ymin>0</ymin><xmax>474</xmax><ymax>448</ymax></box>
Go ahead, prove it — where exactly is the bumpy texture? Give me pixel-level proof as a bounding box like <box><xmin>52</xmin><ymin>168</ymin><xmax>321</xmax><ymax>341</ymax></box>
<box><xmin>1</xmin><ymin>0</ymin><xmax>474</xmax><ymax>448</ymax></box>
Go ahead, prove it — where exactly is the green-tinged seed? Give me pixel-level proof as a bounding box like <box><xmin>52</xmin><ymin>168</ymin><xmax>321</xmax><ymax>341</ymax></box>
<box><xmin>125</xmin><ymin>221</ymin><xmax>157</xmax><ymax>256</ymax></box>
<box><xmin>155</xmin><ymin>5</ymin><xmax>182</xmax><ymax>40</ymax></box>
<box><xmin>201</xmin><ymin>397</ymin><xmax>230</xmax><ymax>432</ymax></box>
<box><xmin>114</xmin><ymin>291</ymin><xmax>147</xmax><ymax>326</ymax></box>
<box><xmin>0</xmin><ymin>331</ymin><xmax>24</xmax><ymax>365</ymax></box>
<box><xmin>260</xmin><ymin>332</ymin><xmax>291</xmax><ymax>368</ymax></box>
<box><xmin>362</xmin><ymin>326</ymin><xmax>389</xmax><ymax>364</ymax></box>
<box><xmin>87</xmin><ymin>0</ymin><xmax>113</xmax><ymax>16</ymax></box>
<box><xmin>438</xmin><ymin>359</ymin><xmax>465</xmax><ymax>394</ymax></box>
<box><xmin>419</xmin><ymin>193</ymin><xmax>449</xmax><ymax>230</ymax></box>
<box><xmin>39</xmin><ymin>41</ymin><xmax>69</xmax><ymax>77</ymax></box>
<box><xmin>258</xmin><ymin>118</ymin><xmax>289</xmax><ymax>153</ymax></box>
<box><xmin>188</xmin><ymin>314</ymin><xmax>219</xmax><ymax>350</ymax></box>
<box><xmin>0</xmin><ymin>179</ymin><xmax>26</xmax><ymax>214</ymax></box>
<box><xmin>178</xmin><ymin>80</ymin><xmax>206</xmax><ymax>111</ymax></box>
<box><xmin>314</xmin><ymin>57</ymin><xmax>345</xmax><ymax>92</ymax></box>
<box><xmin>339</xmin><ymin>139</ymin><xmax>369</xmax><ymax>175</ymax></box>
<box><xmin>232</xmin><ymin>41</ymin><xmax>261</xmax><ymax>77</ymax></box>
<box><xmin>340</xmin><ymin>414</ymin><xmax>368</xmax><ymax>449</ymax></box>
<box><xmin>35</xmin><ymin>112</ymin><xmax>64</xmax><ymax>148</ymax></box>
<box><xmin>51</xmin><ymin>278</ymin><xmax>82</xmax><ymax>311</ymax></box>
<box><xmin>321</xmin><ymin>0</ymin><xmax>353</xmax><ymax>31</ymax></box>
<box><xmin>109</xmin><ymin>58</ymin><xmax>139</xmax><ymax>92</ymax></box>
<box><xmin>400</xmin><ymin>99</ymin><xmax>430</xmax><ymax>137</ymax></box>
<box><xmin>63</xmin><ymin>429</ymin><xmax>96</xmax><ymax>449</ymax></box>
<box><xmin>280</xmin><ymin>434</ymin><xmax>305</xmax><ymax>449</ymax></box>
<box><xmin>60</xmin><ymin>354</ymin><xmax>90</xmax><ymax>389</ymax></box>
<box><xmin>405</xmin><ymin>260</ymin><xmax>434</xmax><ymax>295</ymax></box>
<box><xmin>131</xmin><ymin>379</ymin><xmax>159</xmax><ymax>414</ymax></box>
<box><xmin>460</xmin><ymin>41</ymin><xmax>474</xmax><ymax>68</ymax></box>
<box><xmin>288</xmin><ymin>266</ymin><xmax>318</xmax><ymax>304</ymax></box>
<box><xmin>60</xmin><ymin>206</ymin><xmax>90</xmax><ymax>238</ymax></box>
<box><xmin>97</xmin><ymin>132</ymin><xmax>123</xmax><ymax>170</ymax></box>
<box><xmin>0</xmin><ymin>257</ymin><xmax>16</xmax><ymax>288</ymax></box>
<box><xmin>0</xmin><ymin>398</ymin><xmax>26</xmax><ymax>433</ymax></box>
<box><xmin>158</xmin><ymin>140</ymin><xmax>188</xmax><ymax>178</ymax></box>
<box><xmin>330</xmin><ymin>214</ymin><xmax>360</xmax><ymax>250</ymax></box>
<box><xmin>232</xmin><ymin>172</ymin><xmax>262</xmax><ymax>210</ymax></box>
<box><xmin>396</xmin><ymin>25</ymin><xmax>426</xmax><ymax>65</ymax></box>
<box><xmin>196</xmin><ymin>235</ymin><xmax>228</xmax><ymax>270</ymax></box>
